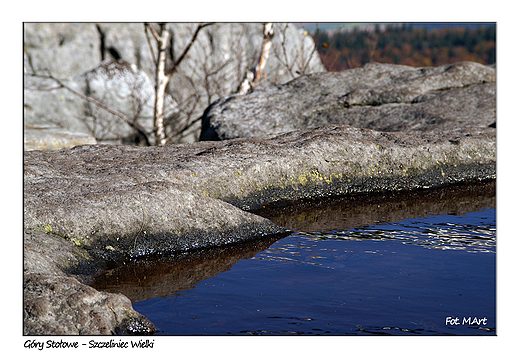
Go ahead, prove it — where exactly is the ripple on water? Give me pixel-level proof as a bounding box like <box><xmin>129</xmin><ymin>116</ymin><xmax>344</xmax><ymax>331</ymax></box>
<box><xmin>308</xmin><ymin>209</ymin><xmax>496</xmax><ymax>253</ymax></box>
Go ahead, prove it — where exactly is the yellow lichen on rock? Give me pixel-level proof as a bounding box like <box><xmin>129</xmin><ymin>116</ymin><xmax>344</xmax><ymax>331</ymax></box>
<box><xmin>298</xmin><ymin>173</ymin><xmax>308</xmax><ymax>186</ymax></box>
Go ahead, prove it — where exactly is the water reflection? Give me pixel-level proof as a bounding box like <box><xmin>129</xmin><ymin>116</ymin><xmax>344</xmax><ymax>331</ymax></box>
<box><xmin>91</xmin><ymin>181</ymin><xmax>495</xmax><ymax>308</ymax></box>
<box><xmin>135</xmin><ymin>233</ymin><xmax>495</xmax><ymax>335</ymax></box>
<box><xmin>254</xmin><ymin>181</ymin><xmax>495</xmax><ymax>232</ymax></box>
<box><xmin>90</xmin><ymin>236</ymin><xmax>280</xmax><ymax>303</ymax></box>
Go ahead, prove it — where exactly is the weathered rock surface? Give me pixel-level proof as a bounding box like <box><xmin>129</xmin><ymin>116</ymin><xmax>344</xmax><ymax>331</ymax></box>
<box><xmin>24</xmin><ymin>171</ymin><xmax>285</xmax><ymax>262</ymax></box>
<box><xmin>24</xmin><ymin>23</ymin><xmax>100</xmax><ymax>78</ymax></box>
<box><xmin>25</xmin><ymin>125</ymin><xmax>495</xmax><ymax>218</ymax></box>
<box><xmin>24</xmin><ymin>59</ymin><xmax>176</xmax><ymax>147</ymax></box>
<box><xmin>200</xmin><ymin>61</ymin><xmax>496</xmax><ymax>140</ymax></box>
<box><xmin>24</xmin><ymin>273</ymin><xmax>155</xmax><ymax>335</ymax></box>
<box><xmin>23</xmin><ymin>230</ymin><xmax>157</xmax><ymax>334</ymax></box>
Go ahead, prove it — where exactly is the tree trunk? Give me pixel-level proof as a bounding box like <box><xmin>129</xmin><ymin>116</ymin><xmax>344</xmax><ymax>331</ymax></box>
<box><xmin>154</xmin><ymin>23</ymin><xmax>169</xmax><ymax>146</ymax></box>
<box><xmin>254</xmin><ymin>23</ymin><xmax>274</xmax><ymax>84</ymax></box>
<box><xmin>237</xmin><ymin>23</ymin><xmax>274</xmax><ymax>95</ymax></box>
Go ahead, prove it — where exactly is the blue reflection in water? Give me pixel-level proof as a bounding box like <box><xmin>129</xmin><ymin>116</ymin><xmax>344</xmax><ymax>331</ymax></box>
<box><xmin>134</xmin><ymin>208</ymin><xmax>495</xmax><ymax>335</ymax></box>
<box><xmin>317</xmin><ymin>209</ymin><xmax>496</xmax><ymax>253</ymax></box>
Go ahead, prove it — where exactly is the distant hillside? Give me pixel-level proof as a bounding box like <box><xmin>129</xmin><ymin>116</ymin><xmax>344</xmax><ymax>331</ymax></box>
<box><xmin>309</xmin><ymin>23</ymin><xmax>495</xmax><ymax>70</ymax></box>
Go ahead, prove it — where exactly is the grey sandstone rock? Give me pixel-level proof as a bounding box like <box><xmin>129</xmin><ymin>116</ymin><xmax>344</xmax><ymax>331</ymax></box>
<box><xmin>24</xmin><ymin>273</ymin><xmax>155</xmax><ymax>335</ymax></box>
<box><xmin>24</xmin><ymin>126</ymin><xmax>97</xmax><ymax>151</ymax></box>
<box><xmin>24</xmin><ymin>230</ymin><xmax>157</xmax><ymax>335</ymax></box>
<box><xmin>200</xmin><ymin>61</ymin><xmax>496</xmax><ymax>140</ymax></box>
<box><xmin>23</xmin><ymin>52</ymin><xmax>495</xmax><ymax>335</ymax></box>
<box><xmin>24</xmin><ymin>59</ymin><xmax>177</xmax><ymax>146</ymax></box>
<box><xmin>25</xmin><ymin>125</ymin><xmax>495</xmax><ymax>219</ymax></box>
<box><xmin>24</xmin><ymin>23</ymin><xmax>100</xmax><ymax>78</ymax></box>
<box><xmin>24</xmin><ymin>174</ymin><xmax>285</xmax><ymax>262</ymax></box>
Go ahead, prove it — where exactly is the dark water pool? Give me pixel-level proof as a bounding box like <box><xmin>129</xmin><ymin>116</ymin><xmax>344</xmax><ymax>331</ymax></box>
<box><xmin>91</xmin><ymin>182</ymin><xmax>496</xmax><ymax>336</ymax></box>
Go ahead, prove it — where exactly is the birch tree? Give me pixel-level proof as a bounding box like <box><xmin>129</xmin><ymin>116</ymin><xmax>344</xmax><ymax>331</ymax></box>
<box><xmin>236</xmin><ymin>23</ymin><xmax>274</xmax><ymax>95</ymax></box>
<box><xmin>145</xmin><ymin>22</ymin><xmax>213</xmax><ymax>145</ymax></box>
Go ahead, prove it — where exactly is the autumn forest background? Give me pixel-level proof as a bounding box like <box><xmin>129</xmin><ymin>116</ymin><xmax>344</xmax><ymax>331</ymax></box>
<box><xmin>307</xmin><ymin>23</ymin><xmax>496</xmax><ymax>71</ymax></box>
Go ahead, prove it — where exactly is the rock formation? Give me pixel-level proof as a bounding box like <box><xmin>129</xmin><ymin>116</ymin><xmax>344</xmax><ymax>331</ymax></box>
<box><xmin>200</xmin><ymin>61</ymin><xmax>495</xmax><ymax>140</ymax></box>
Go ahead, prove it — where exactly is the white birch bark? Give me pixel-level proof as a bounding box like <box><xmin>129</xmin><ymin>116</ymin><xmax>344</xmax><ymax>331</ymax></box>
<box><xmin>153</xmin><ymin>23</ymin><xmax>169</xmax><ymax>146</ymax></box>
<box><xmin>237</xmin><ymin>23</ymin><xmax>274</xmax><ymax>95</ymax></box>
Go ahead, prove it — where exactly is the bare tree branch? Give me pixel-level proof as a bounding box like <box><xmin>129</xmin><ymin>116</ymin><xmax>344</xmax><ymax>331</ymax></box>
<box><xmin>253</xmin><ymin>23</ymin><xmax>274</xmax><ymax>84</ymax></box>
<box><xmin>144</xmin><ymin>23</ymin><xmax>159</xmax><ymax>66</ymax></box>
<box><xmin>297</xmin><ymin>28</ymin><xmax>320</xmax><ymax>75</ymax></box>
<box><xmin>144</xmin><ymin>22</ymin><xmax>161</xmax><ymax>43</ymax></box>
<box><xmin>272</xmin><ymin>23</ymin><xmax>320</xmax><ymax>78</ymax></box>
<box><xmin>279</xmin><ymin>24</ymin><xmax>294</xmax><ymax>75</ymax></box>
<box><xmin>165</xmin><ymin>22</ymin><xmax>213</xmax><ymax>83</ymax></box>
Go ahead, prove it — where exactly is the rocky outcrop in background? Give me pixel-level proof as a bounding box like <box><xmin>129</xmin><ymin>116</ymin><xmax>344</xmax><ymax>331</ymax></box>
<box><xmin>24</xmin><ymin>59</ymin><xmax>167</xmax><ymax>148</ymax></box>
<box><xmin>24</xmin><ymin>23</ymin><xmax>325</xmax><ymax>149</ymax></box>
<box><xmin>200</xmin><ymin>61</ymin><xmax>495</xmax><ymax>140</ymax></box>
